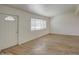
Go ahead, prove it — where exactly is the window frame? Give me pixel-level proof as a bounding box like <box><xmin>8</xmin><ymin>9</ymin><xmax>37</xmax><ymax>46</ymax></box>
<box><xmin>31</xmin><ymin>18</ymin><xmax>47</xmax><ymax>31</ymax></box>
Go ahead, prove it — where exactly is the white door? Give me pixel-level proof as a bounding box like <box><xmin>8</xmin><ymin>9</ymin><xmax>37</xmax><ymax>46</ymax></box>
<box><xmin>0</xmin><ymin>13</ymin><xmax>18</xmax><ymax>50</ymax></box>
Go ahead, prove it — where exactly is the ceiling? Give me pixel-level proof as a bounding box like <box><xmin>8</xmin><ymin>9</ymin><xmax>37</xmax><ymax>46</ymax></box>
<box><xmin>8</xmin><ymin>4</ymin><xmax>77</xmax><ymax>18</ymax></box>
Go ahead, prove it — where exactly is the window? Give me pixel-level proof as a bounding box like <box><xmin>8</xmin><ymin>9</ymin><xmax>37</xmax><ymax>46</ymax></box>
<box><xmin>5</xmin><ymin>16</ymin><xmax>15</xmax><ymax>21</ymax></box>
<box><xmin>31</xmin><ymin>18</ymin><xmax>46</xmax><ymax>31</ymax></box>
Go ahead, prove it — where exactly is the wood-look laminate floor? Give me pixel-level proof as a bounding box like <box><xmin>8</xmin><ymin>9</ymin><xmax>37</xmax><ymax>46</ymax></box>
<box><xmin>1</xmin><ymin>34</ymin><xmax>79</xmax><ymax>55</ymax></box>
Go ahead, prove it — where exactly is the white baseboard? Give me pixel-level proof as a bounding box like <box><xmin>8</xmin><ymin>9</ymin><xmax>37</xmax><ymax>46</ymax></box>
<box><xmin>51</xmin><ymin>33</ymin><xmax>79</xmax><ymax>36</ymax></box>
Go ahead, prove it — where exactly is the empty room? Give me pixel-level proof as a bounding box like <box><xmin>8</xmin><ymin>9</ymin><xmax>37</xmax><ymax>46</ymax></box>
<box><xmin>0</xmin><ymin>4</ymin><xmax>79</xmax><ymax>55</ymax></box>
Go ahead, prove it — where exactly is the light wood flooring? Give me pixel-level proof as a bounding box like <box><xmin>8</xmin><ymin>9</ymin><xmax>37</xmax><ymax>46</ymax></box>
<box><xmin>1</xmin><ymin>34</ymin><xmax>79</xmax><ymax>55</ymax></box>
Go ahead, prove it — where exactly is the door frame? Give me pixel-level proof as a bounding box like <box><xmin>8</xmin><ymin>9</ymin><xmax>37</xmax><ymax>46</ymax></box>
<box><xmin>0</xmin><ymin>13</ymin><xmax>19</xmax><ymax>50</ymax></box>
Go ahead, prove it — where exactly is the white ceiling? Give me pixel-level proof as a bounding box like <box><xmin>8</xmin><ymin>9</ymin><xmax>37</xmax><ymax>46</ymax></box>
<box><xmin>8</xmin><ymin>4</ymin><xmax>77</xmax><ymax>17</ymax></box>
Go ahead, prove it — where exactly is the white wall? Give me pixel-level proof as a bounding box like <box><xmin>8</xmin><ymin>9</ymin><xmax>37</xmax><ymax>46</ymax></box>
<box><xmin>0</xmin><ymin>5</ymin><xmax>50</xmax><ymax>50</ymax></box>
<box><xmin>51</xmin><ymin>12</ymin><xmax>79</xmax><ymax>36</ymax></box>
